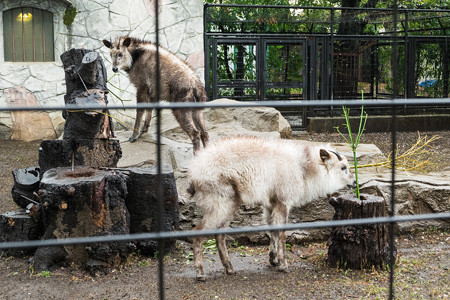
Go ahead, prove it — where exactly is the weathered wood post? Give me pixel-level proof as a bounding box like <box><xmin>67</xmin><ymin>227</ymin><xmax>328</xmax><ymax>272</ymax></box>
<box><xmin>31</xmin><ymin>49</ymin><xmax>130</xmax><ymax>273</ymax></box>
<box><xmin>327</xmin><ymin>193</ymin><xmax>396</xmax><ymax>269</ymax></box>
<box><xmin>126</xmin><ymin>165</ymin><xmax>179</xmax><ymax>256</ymax></box>
<box><xmin>39</xmin><ymin>48</ymin><xmax>121</xmax><ymax>174</ymax></box>
<box><xmin>32</xmin><ymin>167</ymin><xmax>133</xmax><ymax>273</ymax></box>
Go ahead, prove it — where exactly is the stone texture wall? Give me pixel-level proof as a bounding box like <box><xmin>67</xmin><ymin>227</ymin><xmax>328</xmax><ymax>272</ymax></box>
<box><xmin>0</xmin><ymin>0</ymin><xmax>205</xmax><ymax>141</ymax></box>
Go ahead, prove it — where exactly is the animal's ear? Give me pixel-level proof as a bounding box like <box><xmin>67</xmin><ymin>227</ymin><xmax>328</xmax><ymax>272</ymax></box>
<box><xmin>320</xmin><ymin>149</ymin><xmax>331</xmax><ymax>163</ymax></box>
<box><xmin>122</xmin><ymin>37</ymin><xmax>131</xmax><ymax>47</ymax></box>
<box><xmin>103</xmin><ymin>39</ymin><xmax>112</xmax><ymax>49</ymax></box>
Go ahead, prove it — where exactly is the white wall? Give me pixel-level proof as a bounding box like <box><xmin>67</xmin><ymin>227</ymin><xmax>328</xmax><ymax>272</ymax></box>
<box><xmin>0</xmin><ymin>0</ymin><xmax>205</xmax><ymax>140</ymax></box>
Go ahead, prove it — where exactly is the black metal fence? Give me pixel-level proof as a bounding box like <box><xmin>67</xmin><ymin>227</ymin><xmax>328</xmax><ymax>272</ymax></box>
<box><xmin>204</xmin><ymin>4</ymin><xmax>450</xmax><ymax>128</ymax></box>
<box><xmin>1</xmin><ymin>2</ymin><xmax>450</xmax><ymax>300</ymax></box>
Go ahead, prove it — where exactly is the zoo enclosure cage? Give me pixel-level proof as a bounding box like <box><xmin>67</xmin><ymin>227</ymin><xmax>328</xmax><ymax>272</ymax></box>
<box><xmin>204</xmin><ymin>4</ymin><xmax>450</xmax><ymax>128</ymax></box>
<box><xmin>0</xmin><ymin>2</ymin><xmax>449</xmax><ymax>300</ymax></box>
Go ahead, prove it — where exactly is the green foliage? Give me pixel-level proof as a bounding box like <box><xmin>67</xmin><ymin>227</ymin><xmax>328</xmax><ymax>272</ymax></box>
<box><xmin>37</xmin><ymin>270</ymin><xmax>51</xmax><ymax>278</ymax></box>
<box><xmin>63</xmin><ymin>5</ymin><xmax>77</xmax><ymax>26</ymax></box>
<box><xmin>335</xmin><ymin>92</ymin><xmax>368</xmax><ymax>200</ymax></box>
<box><xmin>205</xmin><ymin>0</ymin><xmax>447</xmax><ymax>99</ymax></box>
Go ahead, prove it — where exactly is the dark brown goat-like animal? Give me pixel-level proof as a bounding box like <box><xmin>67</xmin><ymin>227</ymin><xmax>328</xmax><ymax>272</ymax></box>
<box><xmin>103</xmin><ymin>36</ymin><xmax>209</xmax><ymax>153</ymax></box>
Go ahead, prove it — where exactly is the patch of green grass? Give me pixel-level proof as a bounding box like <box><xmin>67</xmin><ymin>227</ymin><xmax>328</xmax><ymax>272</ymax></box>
<box><xmin>37</xmin><ymin>270</ymin><xmax>51</xmax><ymax>278</ymax></box>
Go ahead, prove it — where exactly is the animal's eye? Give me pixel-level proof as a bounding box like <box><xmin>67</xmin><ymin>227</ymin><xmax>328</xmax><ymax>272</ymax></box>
<box><xmin>118</xmin><ymin>53</ymin><xmax>123</xmax><ymax>58</ymax></box>
<box><xmin>341</xmin><ymin>165</ymin><xmax>347</xmax><ymax>171</ymax></box>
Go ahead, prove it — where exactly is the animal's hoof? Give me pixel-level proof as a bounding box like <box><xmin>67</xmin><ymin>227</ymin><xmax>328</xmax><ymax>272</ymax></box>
<box><xmin>277</xmin><ymin>265</ymin><xmax>289</xmax><ymax>273</ymax></box>
<box><xmin>269</xmin><ymin>253</ymin><xmax>280</xmax><ymax>266</ymax></box>
<box><xmin>226</xmin><ymin>268</ymin><xmax>235</xmax><ymax>275</ymax></box>
<box><xmin>196</xmin><ymin>275</ymin><xmax>206</xmax><ymax>282</ymax></box>
<box><xmin>129</xmin><ymin>137</ymin><xmax>137</xmax><ymax>143</ymax></box>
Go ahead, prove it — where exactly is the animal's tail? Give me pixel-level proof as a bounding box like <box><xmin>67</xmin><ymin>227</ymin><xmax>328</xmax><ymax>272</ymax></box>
<box><xmin>193</xmin><ymin>85</ymin><xmax>207</xmax><ymax>103</ymax></box>
<box><xmin>187</xmin><ymin>182</ymin><xmax>196</xmax><ymax>197</ymax></box>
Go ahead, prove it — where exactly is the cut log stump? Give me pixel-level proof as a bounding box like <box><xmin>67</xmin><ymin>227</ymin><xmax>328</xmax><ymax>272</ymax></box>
<box><xmin>126</xmin><ymin>165</ymin><xmax>179</xmax><ymax>256</ymax></box>
<box><xmin>32</xmin><ymin>167</ymin><xmax>133</xmax><ymax>273</ymax></box>
<box><xmin>39</xmin><ymin>139</ymin><xmax>121</xmax><ymax>175</ymax></box>
<box><xmin>0</xmin><ymin>210</ymin><xmax>43</xmax><ymax>257</ymax></box>
<box><xmin>327</xmin><ymin>193</ymin><xmax>396</xmax><ymax>269</ymax></box>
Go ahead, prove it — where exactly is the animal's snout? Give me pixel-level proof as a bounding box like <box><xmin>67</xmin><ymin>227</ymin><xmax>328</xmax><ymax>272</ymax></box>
<box><xmin>348</xmin><ymin>179</ymin><xmax>357</xmax><ymax>188</ymax></box>
<box><xmin>112</xmin><ymin>66</ymin><xmax>119</xmax><ymax>73</ymax></box>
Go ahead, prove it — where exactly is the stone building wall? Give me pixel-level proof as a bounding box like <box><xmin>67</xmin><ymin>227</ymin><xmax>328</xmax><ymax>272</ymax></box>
<box><xmin>0</xmin><ymin>0</ymin><xmax>205</xmax><ymax>141</ymax></box>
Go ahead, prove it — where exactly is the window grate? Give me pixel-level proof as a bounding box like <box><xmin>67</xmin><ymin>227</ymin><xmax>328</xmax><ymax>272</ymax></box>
<box><xmin>3</xmin><ymin>7</ymin><xmax>54</xmax><ymax>62</ymax></box>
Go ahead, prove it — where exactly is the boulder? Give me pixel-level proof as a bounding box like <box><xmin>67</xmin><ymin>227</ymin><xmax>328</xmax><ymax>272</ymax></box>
<box><xmin>117</xmin><ymin>98</ymin><xmax>292</xmax><ymax>170</ymax></box>
<box><xmin>3</xmin><ymin>86</ymin><xmax>58</xmax><ymax>142</ymax></box>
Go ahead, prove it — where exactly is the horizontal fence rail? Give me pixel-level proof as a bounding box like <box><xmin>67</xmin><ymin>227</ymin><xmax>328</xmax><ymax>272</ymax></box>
<box><xmin>1</xmin><ymin>97</ymin><xmax>449</xmax><ymax>112</ymax></box>
<box><xmin>1</xmin><ymin>212</ymin><xmax>449</xmax><ymax>250</ymax></box>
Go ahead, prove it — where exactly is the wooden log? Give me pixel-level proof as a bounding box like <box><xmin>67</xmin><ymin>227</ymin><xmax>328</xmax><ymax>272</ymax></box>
<box><xmin>60</xmin><ymin>48</ymin><xmax>114</xmax><ymax>141</ymax></box>
<box><xmin>11</xmin><ymin>167</ymin><xmax>40</xmax><ymax>208</ymax></box>
<box><xmin>0</xmin><ymin>210</ymin><xmax>43</xmax><ymax>257</ymax></box>
<box><xmin>326</xmin><ymin>193</ymin><xmax>396</xmax><ymax>269</ymax></box>
<box><xmin>61</xmin><ymin>49</ymin><xmax>108</xmax><ymax>102</ymax></box>
<box><xmin>32</xmin><ymin>167</ymin><xmax>133</xmax><ymax>273</ymax></box>
<box><xmin>126</xmin><ymin>165</ymin><xmax>179</xmax><ymax>256</ymax></box>
<box><xmin>38</xmin><ymin>139</ymin><xmax>122</xmax><ymax>175</ymax></box>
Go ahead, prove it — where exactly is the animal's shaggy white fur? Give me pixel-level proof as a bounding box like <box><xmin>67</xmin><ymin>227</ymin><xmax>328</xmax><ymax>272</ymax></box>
<box><xmin>188</xmin><ymin>135</ymin><xmax>355</xmax><ymax>281</ymax></box>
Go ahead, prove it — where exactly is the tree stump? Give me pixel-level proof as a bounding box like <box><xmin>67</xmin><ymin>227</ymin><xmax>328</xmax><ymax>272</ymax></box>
<box><xmin>327</xmin><ymin>193</ymin><xmax>396</xmax><ymax>269</ymax></box>
<box><xmin>38</xmin><ymin>139</ymin><xmax>122</xmax><ymax>175</ymax></box>
<box><xmin>126</xmin><ymin>165</ymin><xmax>179</xmax><ymax>256</ymax></box>
<box><xmin>32</xmin><ymin>167</ymin><xmax>133</xmax><ymax>273</ymax></box>
<box><xmin>0</xmin><ymin>210</ymin><xmax>43</xmax><ymax>257</ymax></box>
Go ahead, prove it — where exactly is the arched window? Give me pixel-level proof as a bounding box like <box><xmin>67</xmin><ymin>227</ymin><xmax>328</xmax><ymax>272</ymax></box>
<box><xmin>3</xmin><ymin>7</ymin><xmax>54</xmax><ymax>62</ymax></box>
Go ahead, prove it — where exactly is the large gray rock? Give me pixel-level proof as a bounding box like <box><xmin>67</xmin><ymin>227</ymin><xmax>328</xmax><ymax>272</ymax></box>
<box><xmin>359</xmin><ymin>169</ymin><xmax>450</xmax><ymax>233</ymax></box>
<box><xmin>117</xmin><ymin>98</ymin><xmax>292</xmax><ymax>170</ymax></box>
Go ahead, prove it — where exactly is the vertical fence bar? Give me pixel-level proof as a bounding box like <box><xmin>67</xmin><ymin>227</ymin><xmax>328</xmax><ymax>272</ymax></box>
<box><xmin>11</xmin><ymin>10</ymin><xmax>16</xmax><ymax>62</ymax></box>
<box><xmin>389</xmin><ymin>2</ymin><xmax>399</xmax><ymax>299</ymax></box>
<box><xmin>154</xmin><ymin>0</ymin><xmax>165</xmax><ymax>299</ymax></box>
<box><xmin>330</xmin><ymin>8</ymin><xmax>334</xmax><ymax>101</ymax></box>
<box><xmin>22</xmin><ymin>8</ymin><xmax>26</xmax><ymax>61</ymax></box>
<box><xmin>204</xmin><ymin>4</ymin><xmax>210</xmax><ymax>100</ymax></box>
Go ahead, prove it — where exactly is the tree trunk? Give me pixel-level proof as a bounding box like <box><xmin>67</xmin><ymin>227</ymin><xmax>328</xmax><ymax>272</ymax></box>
<box><xmin>327</xmin><ymin>193</ymin><xmax>396</xmax><ymax>269</ymax></box>
<box><xmin>126</xmin><ymin>165</ymin><xmax>179</xmax><ymax>256</ymax></box>
<box><xmin>31</xmin><ymin>167</ymin><xmax>133</xmax><ymax>273</ymax></box>
<box><xmin>61</xmin><ymin>49</ymin><xmax>113</xmax><ymax>139</ymax></box>
<box><xmin>38</xmin><ymin>139</ymin><xmax>122</xmax><ymax>175</ymax></box>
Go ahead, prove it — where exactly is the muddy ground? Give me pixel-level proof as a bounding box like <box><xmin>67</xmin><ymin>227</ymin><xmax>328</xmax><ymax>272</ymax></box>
<box><xmin>0</xmin><ymin>131</ymin><xmax>449</xmax><ymax>299</ymax></box>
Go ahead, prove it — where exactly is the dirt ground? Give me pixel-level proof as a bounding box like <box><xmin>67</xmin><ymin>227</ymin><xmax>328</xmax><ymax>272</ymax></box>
<box><xmin>0</xmin><ymin>131</ymin><xmax>449</xmax><ymax>299</ymax></box>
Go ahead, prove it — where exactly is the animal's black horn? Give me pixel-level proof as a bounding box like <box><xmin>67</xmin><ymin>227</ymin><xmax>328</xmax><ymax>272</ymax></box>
<box><xmin>329</xmin><ymin>150</ymin><xmax>343</xmax><ymax>161</ymax></box>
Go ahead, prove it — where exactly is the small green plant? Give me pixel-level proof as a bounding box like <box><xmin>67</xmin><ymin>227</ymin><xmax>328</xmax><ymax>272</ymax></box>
<box><xmin>286</xmin><ymin>243</ymin><xmax>292</xmax><ymax>251</ymax></box>
<box><xmin>138</xmin><ymin>260</ymin><xmax>150</xmax><ymax>266</ymax></box>
<box><xmin>37</xmin><ymin>270</ymin><xmax>51</xmax><ymax>278</ymax></box>
<box><xmin>63</xmin><ymin>6</ymin><xmax>77</xmax><ymax>26</ymax></box>
<box><xmin>203</xmin><ymin>239</ymin><xmax>218</xmax><ymax>252</ymax></box>
<box><xmin>335</xmin><ymin>91</ymin><xmax>368</xmax><ymax>200</ymax></box>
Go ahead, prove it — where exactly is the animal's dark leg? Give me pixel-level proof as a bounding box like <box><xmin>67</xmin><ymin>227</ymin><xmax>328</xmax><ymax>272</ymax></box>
<box><xmin>129</xmin><ymin>109</ymin><xmax>144</xmax><ymax>142</ymax></box>
<box><xmin>139</xmin><ymin>108</ymin><xmax>153</xmax><ymax>137</ymax></box>
<box><xmin>216</xmin><ymin>234</ymin><xmax>235</xmax><ymax>275</ymax></box>
<box><xmin>172</xmin><ymin>108</ymin><xmax>201</xmax><ymax>154</ymax></box>
<box><xmin>130</xmin><ymin>87</ymin><xmax>151</xmax><ymax>142</ymax></box>
<box><xmin>193</xmin><ymin>109</ymin><xmax>209</xmax><ymax>148</ymax></box>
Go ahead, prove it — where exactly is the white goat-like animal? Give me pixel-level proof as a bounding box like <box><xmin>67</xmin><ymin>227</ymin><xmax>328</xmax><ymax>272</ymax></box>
<box><xmin>187</xmin><ymin>135</ymin><xmax>355</xmax><ymax>281</ymax></box>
